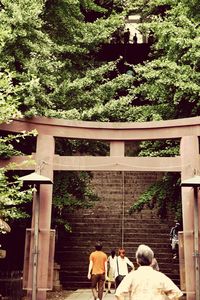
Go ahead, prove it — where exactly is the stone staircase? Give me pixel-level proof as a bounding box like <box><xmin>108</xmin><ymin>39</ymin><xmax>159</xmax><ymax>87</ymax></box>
<box><xmin>55</xmin><ymin>171</ymin><xmax>180</xmax><ymax>290</ymax></box>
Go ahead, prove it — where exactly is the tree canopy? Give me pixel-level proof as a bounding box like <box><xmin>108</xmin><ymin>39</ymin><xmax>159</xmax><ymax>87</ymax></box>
<box><xmin>1</xmin><ymin>0</ymin><xmax>199</xmax><ymax>224</ymax></box>
<box><xmin>1</xmin><ymin>0</ymin><xmax>199</xmax><ymax>121</ymax></box>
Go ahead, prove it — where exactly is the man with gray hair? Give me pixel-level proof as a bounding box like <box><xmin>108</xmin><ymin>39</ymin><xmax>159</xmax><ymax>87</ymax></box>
<box><xmin>115</xmin><ymin>244</ymin><xmax>183</xmax><ymax>300</ymax></box>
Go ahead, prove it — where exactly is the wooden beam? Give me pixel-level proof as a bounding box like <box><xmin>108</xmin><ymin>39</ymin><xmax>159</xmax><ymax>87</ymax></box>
<box><xmin>0</xmin><ymin>155</ymin><xmax>182</xmax><ymax>172</ymax></box>
<box><xmin>53</xmin><ymin>155</ymin><xmax>181</xmax><ymax>172</ymax></box>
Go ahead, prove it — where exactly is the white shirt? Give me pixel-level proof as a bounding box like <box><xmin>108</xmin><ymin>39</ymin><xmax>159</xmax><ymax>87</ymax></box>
<box><xmin>115</xmin><ymin>256</ymin><xmax>134</xmax><ymax>278</ymax></box>
<box><xmin>108</xmin><ymin>255</ymin><xmax>117</xmax><ymax>270</ymax></box>
<box><xmin>115</xmin><ymin>266</ymin><xmax>183</xmax><ymax>300</ymax></box>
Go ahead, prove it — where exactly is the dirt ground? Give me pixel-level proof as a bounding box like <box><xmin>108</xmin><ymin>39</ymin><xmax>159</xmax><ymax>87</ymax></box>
<box><xmin>22</xmin><ymin>290</ymin><xmax>73</xmax><ymax>300</ymax></box>
<box><xmin>46</xmin><ymin>290</ymin><xmax>73</xmax><ymax>299</ymax></box>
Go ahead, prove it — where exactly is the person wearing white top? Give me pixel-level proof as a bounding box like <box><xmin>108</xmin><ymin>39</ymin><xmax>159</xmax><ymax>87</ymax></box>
<box><xmin>115</xmin><ymin>248</ymin><xmax>134</xmax><ymax>288</ymax></box>
<box><xmin>107</xmin><ymin>250</ymin><xmax>117</xmax><ymax>293</ymax></box>
<box><xmin>115</xmin><ymin>244</ymin><xmax>183</xmax><ymax>300</ymax></box>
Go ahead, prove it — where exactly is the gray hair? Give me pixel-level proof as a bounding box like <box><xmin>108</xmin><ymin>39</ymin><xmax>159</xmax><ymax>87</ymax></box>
<box><xmin>136</xmin><ymin>244</ymin><xmax>154</xmax><ymax>266</ymax></box>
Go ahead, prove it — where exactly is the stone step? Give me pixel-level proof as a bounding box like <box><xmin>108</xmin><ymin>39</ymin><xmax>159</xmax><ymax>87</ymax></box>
<box><xmin>62</xmin><ymin>230</ymin><xmax>171</xmax><ymax>237</ymax></box>
<box><xmin>59</xmin><ymin>240</ymin><xmax>171</xmax><ymax>247</ymax></box>
<box><xmin>57</xmin><ymin>248</ymin><xmax>177</xmax><ymax>259</ymax></box>
<box><xmin>57</xmin><ymin>265</ymin><xmax>179</xmax><ymax>277</ymax></box>
<box><xmin>57</xmin><ymin>260</ymin><xmax>178</xmax><ymax>273</ymax></box>
<box><xmin>67</xmin><ymin>222</ymin><xmax>171</xmax><ymax>230</ymax></box>
<box><xmin>56</xmin><ymin>252</ymin><xmax>176</xmax><ymax>264</ymax></box>
<box><xmin>59</xmin><ymin>264</ymin><xmax>179</xmax><ymax>276</ymax></box>
<box><xmin>59</xmin><ymin>270</ymin><xmax>180</xmax><ymax>289</ymax></box>
<box><xmin>58</xmin><ymin>262</ymin><xmax>179</xmax><ymax>275</ymax></box>
<box><xmin>65</xmin><ymin>215</ymin><xmax>171</xmax><ymax>223</ymax></box>
<box><xmin>63</xmin><ymin>227</ymin><xmax>171</xmax><ymax>235</ymax></box>
<box><xmin>57</xmin><ymin>241</ymin><xmax>172</xmax><ymax>249</ymax></box>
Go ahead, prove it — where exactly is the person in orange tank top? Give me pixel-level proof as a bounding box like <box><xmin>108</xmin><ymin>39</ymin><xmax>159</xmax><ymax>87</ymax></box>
<box><xmin>87</xmin><ymin>241</ymin><xmax>108</xmax><ymax>300</ymax></box>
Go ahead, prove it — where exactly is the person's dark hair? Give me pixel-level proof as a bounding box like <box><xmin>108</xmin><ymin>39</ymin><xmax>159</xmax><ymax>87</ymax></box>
<box><xmin>111</xmin><ymin>250</ymin><xmax>116</xmax><ymax>258</ymax></box>
<box><xmin>95</xmin><ymin>242</ymin><xmax>102</xmax><ymax>251</ymax></box>
<box><xmin>136</xmin><ymin>244</ymin><xmax>154</xmax><ymax>266</ymax></box>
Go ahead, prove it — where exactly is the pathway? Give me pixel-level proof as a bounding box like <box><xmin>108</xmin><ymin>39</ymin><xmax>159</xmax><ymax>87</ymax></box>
<box><xmin>63</xmin><ymin>289</ymin><xmax>186</xmax><ymax>300</ymax></box>
<box><xmin>64</xmin><ymin>289</ymin><xmax>123</xmax><ymax>300</ymax></box>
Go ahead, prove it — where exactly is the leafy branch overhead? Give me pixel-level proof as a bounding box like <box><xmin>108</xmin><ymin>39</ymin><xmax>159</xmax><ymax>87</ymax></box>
<box><xmin>129</xmin><ymin>173</ymin><xmax>182</xmax><ymax>221</ymax></box>
<box><xmin>0</xmin><ymin>168</ymin><xmax>33</xmax><ymax>221</ymax></box>
<box><xmin>0</xmin><ymin>129</ymin><xmax>37</xmax><ymax>223</ymax></box>
<box><xmin>0</xmin><ymin>130</ymin><xmax>37</xmax><ymax>159</ymax></box>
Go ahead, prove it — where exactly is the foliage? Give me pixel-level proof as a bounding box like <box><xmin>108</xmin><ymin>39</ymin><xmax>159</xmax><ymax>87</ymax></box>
<box><xmin>129</xmin><ymin>173</ymin><xmax>182</xmax><ymax>222</ymax></box>
<box><xmin>0</xmin><ymin>168</ymin><xmax>33</xmax><ymax>223</ymax></box>
<box><xmin>2</xmin><ymin>0</ymin><xmax>198</xmax><ymax>123</ymax></box>
<box><xmin>0</xmin><ymin>130</ymin><xmax>37</xmax><ymax>159</ymax></box>
<box><xmin>0</xmin><ymin>0</ymin><xmax>67</xmax><ymax>117</ymax></box>
<box><xmin>0</xmin><ymin>130</ymin><xmax>37</xmax><ymax>225</ymax></box>
<box><xmin>138</xmin><ymin>140</ymin><xmax>180</xmax><ymax>157</ymax></box>
<box><xmin>52</xmin><ymin>171</ymin><xmax>99</xmax><ymax>231</ymax></box>
<box><xmin>127</xmin><ymin>0</ymin><xmax>200</xmax><ymax>119</ymax></box>
<box><xmin>0</xmin><ymin>71</ymin><xmax>22</xmax><ymax>123</ymax></box>
<box><xmin>0</xmin><ymin>0</ymin><xmax>128</xmax><ymax>118</ymax></box>
<box><xmin>53</xmin><ymin>138</ymin><xmax>105</xmax><ymax>230</ymax></box>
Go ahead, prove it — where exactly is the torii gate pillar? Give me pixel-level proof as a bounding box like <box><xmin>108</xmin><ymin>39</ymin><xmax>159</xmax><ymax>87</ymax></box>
<box><xmin>181</xmin><ymin>136</ymin><xmax>200</xmax><ymax>300</ymax></box>
<box><xmin>26</xmin><ymin>135</ymin><xmax>55</xmax><ymax>300</ymax></box>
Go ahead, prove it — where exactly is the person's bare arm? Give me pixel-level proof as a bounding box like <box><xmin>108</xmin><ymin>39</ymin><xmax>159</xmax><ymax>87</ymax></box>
<box><xmin>87</xmin><ymin>260</ymin><xmax>93</xmax><ymax>279</ymax></box>
<box><xmin>104</xmin><ymin>260</ymin><xmax>108</xmax><ymax>280</ymax></box>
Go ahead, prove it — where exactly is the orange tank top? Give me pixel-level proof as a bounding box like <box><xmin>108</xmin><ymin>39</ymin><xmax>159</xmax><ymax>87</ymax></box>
<box><xmin>90</xmin><ymin>251</ymin><xmax>107</xmax><ymax>274</ymax></box>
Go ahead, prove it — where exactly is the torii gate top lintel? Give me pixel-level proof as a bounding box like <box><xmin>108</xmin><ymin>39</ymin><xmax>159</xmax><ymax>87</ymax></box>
<box><xmin>0</xmin><ymin>116</ymin><xmax>200</xmax><ymax>140</ymax></box>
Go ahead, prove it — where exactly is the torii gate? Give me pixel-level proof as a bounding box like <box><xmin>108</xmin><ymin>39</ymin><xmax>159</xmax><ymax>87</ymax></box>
<box><xmin>0</xmin><ymin>116</ymin><xmax>200</xmax><ymax>300</ymax></box>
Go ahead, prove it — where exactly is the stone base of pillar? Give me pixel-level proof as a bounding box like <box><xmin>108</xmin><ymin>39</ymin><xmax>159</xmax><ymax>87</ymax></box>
<box><xmin>53</xmin><ymin>262</ymin><xmax>62</xmax><ymax>291</ymax></box>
